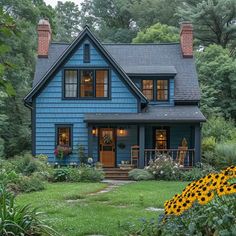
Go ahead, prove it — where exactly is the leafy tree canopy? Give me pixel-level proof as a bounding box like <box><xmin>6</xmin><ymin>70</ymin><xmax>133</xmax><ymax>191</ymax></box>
<box><xmin>177</xmin><ymin>0</ymin><xmax>236</xmax><ymax>51</ymax></box>
<box><xmin>132</xmin><ymin>22</ymin><xmax>179</xmax><ymax>43</ymax></box>
<box><xmin>196</xmin><ymin>44</ymin><xmax>236</xmax><ymax>119</ymax></box>
<box><xmin>54</xmin><ymin>1</ymin><xmax>80</xmax><ymax>42</ymax></box>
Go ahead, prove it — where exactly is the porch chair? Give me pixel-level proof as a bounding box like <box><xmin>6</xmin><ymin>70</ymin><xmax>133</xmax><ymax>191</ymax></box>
<box><xmin>177</xmin><ymin>138</ymin><xmax>188</xmax><ymax>167</ymax></box>
<box><xmin>131</xmin><ymin>145</ymin><xmax>139</xmax><ymax>168</ymax></box>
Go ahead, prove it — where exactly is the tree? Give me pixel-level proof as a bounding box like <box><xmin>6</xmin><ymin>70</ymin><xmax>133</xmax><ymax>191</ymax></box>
<box><xmin>0</xmin><ymin>7</ymin><xmax>16</xmax><ymax>95</ymax></box>
<box><xmin>80</xmin><ymin>0</ymin><xmax>181</xmax><ymax>42</ymax></box>
<box><xmin>54</xmin><ymin>1</ymin><xmax>80</xmax><ymax>42</ymax></box>
<box><xmin>196</xmin><ymin>44</ymin><xmax>236</xmax><ymax>119</ymax></box>
<box><xmin>177</xmin><ymin>0</ymin><xmax>236</xmax><ymax>51</ymax></box>
<box><xmin>132</xmin><ymin>22</ymin><xmax>179</xmax><ymax>43</ymax></box>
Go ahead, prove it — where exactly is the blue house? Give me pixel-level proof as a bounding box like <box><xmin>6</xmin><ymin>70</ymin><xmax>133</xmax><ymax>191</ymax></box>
<box><xmin>24</xmin><ymin>19</ymin><xmax>205</xmax><ymax>169</ymax></box>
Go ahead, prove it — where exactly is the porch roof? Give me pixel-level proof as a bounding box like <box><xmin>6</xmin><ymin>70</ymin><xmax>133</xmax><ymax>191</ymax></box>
<box><xmin>84</xmin><ymin>106</ymin><xmax>206</xmax><ymax>123</ymax></box>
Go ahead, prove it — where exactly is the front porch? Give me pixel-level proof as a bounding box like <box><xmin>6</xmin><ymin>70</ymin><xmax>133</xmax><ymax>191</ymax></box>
<box><xmin>87</xmin><ymin>123</ymin><xmax>201</xmax><ymax>169</ymax></box>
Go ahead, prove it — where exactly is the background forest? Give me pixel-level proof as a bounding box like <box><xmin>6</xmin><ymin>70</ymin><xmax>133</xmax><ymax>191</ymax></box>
<box><xmin>0</xmin><ymin>0</ymin><xmax>236</xmax><ymax>159</ymax></box>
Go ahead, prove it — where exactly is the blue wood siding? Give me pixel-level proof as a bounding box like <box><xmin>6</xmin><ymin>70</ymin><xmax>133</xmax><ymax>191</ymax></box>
<box><xmin>35</xmin><ymin>39</ymin><xmax>138</xmax><ymax>163</ymax></box>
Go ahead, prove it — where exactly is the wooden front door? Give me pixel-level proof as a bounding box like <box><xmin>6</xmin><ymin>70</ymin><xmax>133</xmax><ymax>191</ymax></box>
<box><xmin>99</xmin><ymin>128</ymin><xmax>115</xmax><ymax>167</ymax></box>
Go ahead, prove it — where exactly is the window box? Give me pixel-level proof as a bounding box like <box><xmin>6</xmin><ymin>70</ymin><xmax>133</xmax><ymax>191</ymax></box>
<box><xmin>54</xmin><ymin>145</ymin><xmax>72</xmax><ymax>159</ymax></box>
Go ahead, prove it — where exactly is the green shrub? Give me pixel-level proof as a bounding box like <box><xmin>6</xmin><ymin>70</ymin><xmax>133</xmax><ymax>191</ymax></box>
<box><xmin>78</xmin><ymin>165</ymin><xmax>104</xmax><ymax>182</ymax></box>
<box><xmin>202</xmin><ymin>116</ymin><xmax>236</xmax><ymax>142</ymax></box>
<box><xmin>180</xmin><ymin>164</ymin><xmax>215</xmax><ymax>181</ymax></box>
<box><xmin>0</xmin><ymin>187</ymin><xmax>57</xmax><ymax>236</ymax></box>
<box><xmin>146</xmin><ymin>155</ymin><xmax>181</xmax><ymax>180</ymax></box>
<box><xmin>35</xmin><ymin>153</ymin><xmax>48</xmax><ymax>162</ymax></box>
<box><xmin>202</xmin><ymin>136</ymin><xmax>216</xmax><ymax>152</ymax></box>
<box><xmin>52</xmin><ymin>168</ymin><xmax>70</xmax><ymax>182</ymax></box>
<box><xmin>0</xmin><ymin>169</ymin><xmax>21</xmax><ymax>186</ymax></box>
<box><xmin>128</xmin><ymin>169</ymin><xmax>154</xmax><ymax>181</ymax></box>
<box><xmin>214</xmin><ymin>143</ymin><xmax>236</xmax><ymax>168</ymax></box>
<box><xmin>18</xmin><ymin>176</ymin><xmax>45</xmax><ymax>193</ymax></box>
<box><xmin>68</xmin><ymin>168</ymin><xmax>81</xmax><ymax>182</ymax></box>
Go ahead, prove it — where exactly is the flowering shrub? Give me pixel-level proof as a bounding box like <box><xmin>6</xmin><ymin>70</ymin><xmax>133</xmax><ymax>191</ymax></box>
<box><xmin>121</xmin><ymin>166</ymin><xmax>236</xmax><ymax>235</ymax></box>
<box><xmin>164</xmin><ymin>165</ymin><xmax>236</xmax><ymax>216</ymax></box>
<box><xmin>145</xmin><ymin>154</ymin><xmax>181</xmax><ymax>180</ymax></box>
<box><xmin>54</xmin><ymin>145</ymin><xmax>72</xmax><ymax>159</ymax></box>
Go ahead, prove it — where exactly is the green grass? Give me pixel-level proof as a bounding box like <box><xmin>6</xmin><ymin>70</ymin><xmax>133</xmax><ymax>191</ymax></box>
<box><xmin>16</xmin><ymin>181</ymin><xmax>188</xmax><ymax>236</ymax></box>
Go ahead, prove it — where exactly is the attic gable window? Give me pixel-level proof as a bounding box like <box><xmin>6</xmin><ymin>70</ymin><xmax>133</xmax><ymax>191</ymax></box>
<box><xmin>83</xmin><ymin>44</ymin><xmax>90</xmax><ymax>63</ymax></box>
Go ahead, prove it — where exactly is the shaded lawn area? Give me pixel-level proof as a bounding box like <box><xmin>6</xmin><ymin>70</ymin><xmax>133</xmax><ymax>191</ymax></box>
<box><xmin>16</xmin><ymin>181</ymin><xmax>188</xmax><ymax>236</ymax></box>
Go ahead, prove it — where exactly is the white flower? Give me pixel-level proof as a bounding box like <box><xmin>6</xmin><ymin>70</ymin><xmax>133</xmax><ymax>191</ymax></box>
<box><xmin>160</xmin><ymin>170</ymin><xmax>164</xmax><ymax>174</ymax></box>
<box><xmin>172</xmin><ymin>171</ymin><xmax>175</xmax><ymax>174</ymax></box>
<box><xmin>153</xmin><ymin>171</ymin><xmax>156</xmax><ymax>174</ymax></box>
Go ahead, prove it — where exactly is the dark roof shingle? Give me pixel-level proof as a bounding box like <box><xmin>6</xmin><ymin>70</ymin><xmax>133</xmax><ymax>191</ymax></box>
<box><xmin>84</xmin><ymin>106</ymin><xmax>206</xmax><ymax>123</ymax></box>
<box><xmin>33</xmin><ymin>42</ymin><xmax>201</xmax><ymax>101</ymax></box>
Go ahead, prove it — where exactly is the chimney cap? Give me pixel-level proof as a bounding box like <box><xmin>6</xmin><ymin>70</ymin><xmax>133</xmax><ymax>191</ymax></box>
<box><xmin>38</xmin><ymin>18</ymin><xmax>50</xmax><ymax>26</ymax></box>
<box><xmin>180</xmin><ymin>21</ymin><xmax>193</xmax><ymax>30</ymax></box>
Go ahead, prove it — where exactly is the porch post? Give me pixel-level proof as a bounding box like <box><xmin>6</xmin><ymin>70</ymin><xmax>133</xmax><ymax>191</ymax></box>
<box><xmin>194</xmin><ymin>124</ymin><xmax>201</xmax><ymax>165</ymax></box>
<box><xmin>88</xmin><ymin>125</ymin><xmax>93</xmax><ymax>158</ymax></box>
<box><xmin>139</xmin><ymin>125</ymin><xmax>145</xmax><ymax>168</ymax></box>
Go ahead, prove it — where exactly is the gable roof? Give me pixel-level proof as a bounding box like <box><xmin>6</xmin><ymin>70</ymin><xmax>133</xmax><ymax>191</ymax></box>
<box><xmin>31</xmin><ymin>41</ymin><xmax>200</xmax><ymax>102</ymax></box>
<box><xmin>24</xmin><ymin>26</ymin><xmax>148</xmax><ymax>105</ymax></box>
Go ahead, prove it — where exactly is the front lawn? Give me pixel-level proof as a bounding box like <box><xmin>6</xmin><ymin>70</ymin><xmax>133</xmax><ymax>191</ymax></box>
<box><xmin>17</xmin><ymin>181</ymin><xmax>188</xmax><ymax>236</ymax></box>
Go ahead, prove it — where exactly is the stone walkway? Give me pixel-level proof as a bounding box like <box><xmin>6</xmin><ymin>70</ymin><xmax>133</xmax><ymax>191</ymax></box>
<box><xmin>88</xmin><ymin>179</ymin><xmax>134</xmax><ymax>195</ymax></box>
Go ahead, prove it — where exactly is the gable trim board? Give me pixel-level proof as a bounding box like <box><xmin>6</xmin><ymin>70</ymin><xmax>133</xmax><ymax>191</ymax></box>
<box><xmin>24</xmin><ymin>26</ymin><xmax>148</xmax><ymax>107</ymax></box>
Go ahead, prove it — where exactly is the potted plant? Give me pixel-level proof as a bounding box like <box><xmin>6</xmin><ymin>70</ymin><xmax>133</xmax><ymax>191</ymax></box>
<box><xmin>54</xmin><ymin>145</ymin><xmax>72</xmax><ymax>159</ymax></box>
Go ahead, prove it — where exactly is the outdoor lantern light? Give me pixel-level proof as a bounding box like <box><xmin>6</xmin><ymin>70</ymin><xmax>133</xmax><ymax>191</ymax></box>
<box><xmin>119</xmin><ymin>127</ymin><xmax>125</xmax><ymax>135</ymax></box>
<box><xmin>92</xmin><ymin>127</ymin><xmax>96</xmax><ymax>135</ymax></box>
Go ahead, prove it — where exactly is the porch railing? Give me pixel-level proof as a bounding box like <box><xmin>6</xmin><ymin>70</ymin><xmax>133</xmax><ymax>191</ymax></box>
<box><xmin>144</xmin><ymin>149</ymin><xmax>195</xmax><ymax>168</ymax></box>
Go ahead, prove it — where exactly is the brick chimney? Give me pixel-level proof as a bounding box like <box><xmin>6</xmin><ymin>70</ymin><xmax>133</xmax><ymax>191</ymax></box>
<box><xmin>37</xmin><ymin>19</ymin><xmax>51</xmax><ymax>57</ymax></box>
<box><xmin>180</xmin><ymin>22</ymin><xmax>193</xmax><ymax>58</ymax></box>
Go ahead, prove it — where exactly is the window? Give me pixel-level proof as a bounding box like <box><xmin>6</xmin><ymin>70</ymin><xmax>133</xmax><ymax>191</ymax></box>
<box><xmin>142</xmin><ymin>80</ymin><xmax>153</xmax><ymax>100</ymax></box>
<box><xmin>80</xmin><ymin>70</ymin><xmax>94</xmax><ymax>97</ymax></box>
<box><xmin>56</xmin><ymin>126</ymin><xmax>72</xmax><ymax>147</ymax></box>
<box><xmin>83</xmin><ymin>44</ymin><xmax>90</xmax><ymax>63</ymax></box>
<box><xmin>63</xmin><ymin>69</ymin><xmax>109</xmax><ymax>99</ymax></box>
<box><xmin>141</xmin><ymin>79</ymin><xmax>169</xmax><ymax>101</ymax></box>
<box><xmin>96</xmin><ymin>70</ymin><xmax>108</xmax><ymax>97</ymax></box>
<box><xmin>157</xmin><ymin>80</ymin><xmax>168</xmax><ymax>101</ymax></box>
<box><xmin>64</xmin><ymin>70</ymin><xmax>77</xmax><ymax>98</ymax></box>
<box><xmin>155</xmin><ymin>128</ymin><xmax>168</xmax><ymax>149</ymax></box>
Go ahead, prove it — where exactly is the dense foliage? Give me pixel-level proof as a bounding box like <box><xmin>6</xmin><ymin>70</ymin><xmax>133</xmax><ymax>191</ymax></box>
<box><xmin>0</xmin><ymin>187</ymin><xmax>58</xmax><ymax>235</ymax></box>
<box><xmin>52</xmin><ymin>165</ymin><xmax>104</xmax><ymax>182</ymax></box>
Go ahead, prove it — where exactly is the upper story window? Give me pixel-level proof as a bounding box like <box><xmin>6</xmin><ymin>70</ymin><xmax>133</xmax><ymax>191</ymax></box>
<box><xmin>142</xmin><ymin>80</ymin><xmax>153</xmax><ymax>100</ymax></box>
<box><xmin>64</xmin><ymin>69</ymin><xmax>109</xmax><ymax>99</ymax></box>
<box><xmin>142</xmin><ymin>79</ymin><xmax>169</xmax><ymax>101</ymax></box>
<box><xmin>83</xmin><ymin>44</ymin><xmax>90</xmax><ymax>63</ymax></box>
<box><xmin>64</xmin><ymin>70</ymin><xmax>77</xmax><ymax>98</ymax></box>
<box><xmin>80</xmin><ymin>70</ymin><xmax>94</xmax><ymax>97</ymax></box>
<box><xmin>157</xmin><ymin>80</ymin><xmax>168</xmax><ymax>101</ymax></box>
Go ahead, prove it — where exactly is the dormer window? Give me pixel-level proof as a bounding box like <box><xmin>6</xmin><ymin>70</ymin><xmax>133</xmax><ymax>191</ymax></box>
<box><xmin>83</xmin><ymin>44</ymin><xmax>90</xmax><ymax>63</ymax></box>
<box><xmin>142</xmin><ymin>79</ymin><xmax>169</xmax><ymax>101</ymax></box>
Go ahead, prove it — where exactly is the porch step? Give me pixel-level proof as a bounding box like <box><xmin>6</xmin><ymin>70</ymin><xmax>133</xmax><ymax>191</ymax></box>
<box><xmin>103</xmin><ymin>168</ymin><xmax>131</xmax><ymax>180</ymax></box>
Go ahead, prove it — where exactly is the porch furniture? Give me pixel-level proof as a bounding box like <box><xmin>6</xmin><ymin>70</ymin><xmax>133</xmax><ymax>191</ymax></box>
<box><xmin>177</xmin><ymin>146</ymin><xmax>188</xmax><ymax>166</ymax></box>
<box><xmin>131</xmin><ymin>145</ymin><xmax>139</xmax><ymax>167</ymax></box>
<box><xmin>177</xmin><ymin>138</ymin><xmax>188</xmax><ymax>166</ymax></box>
